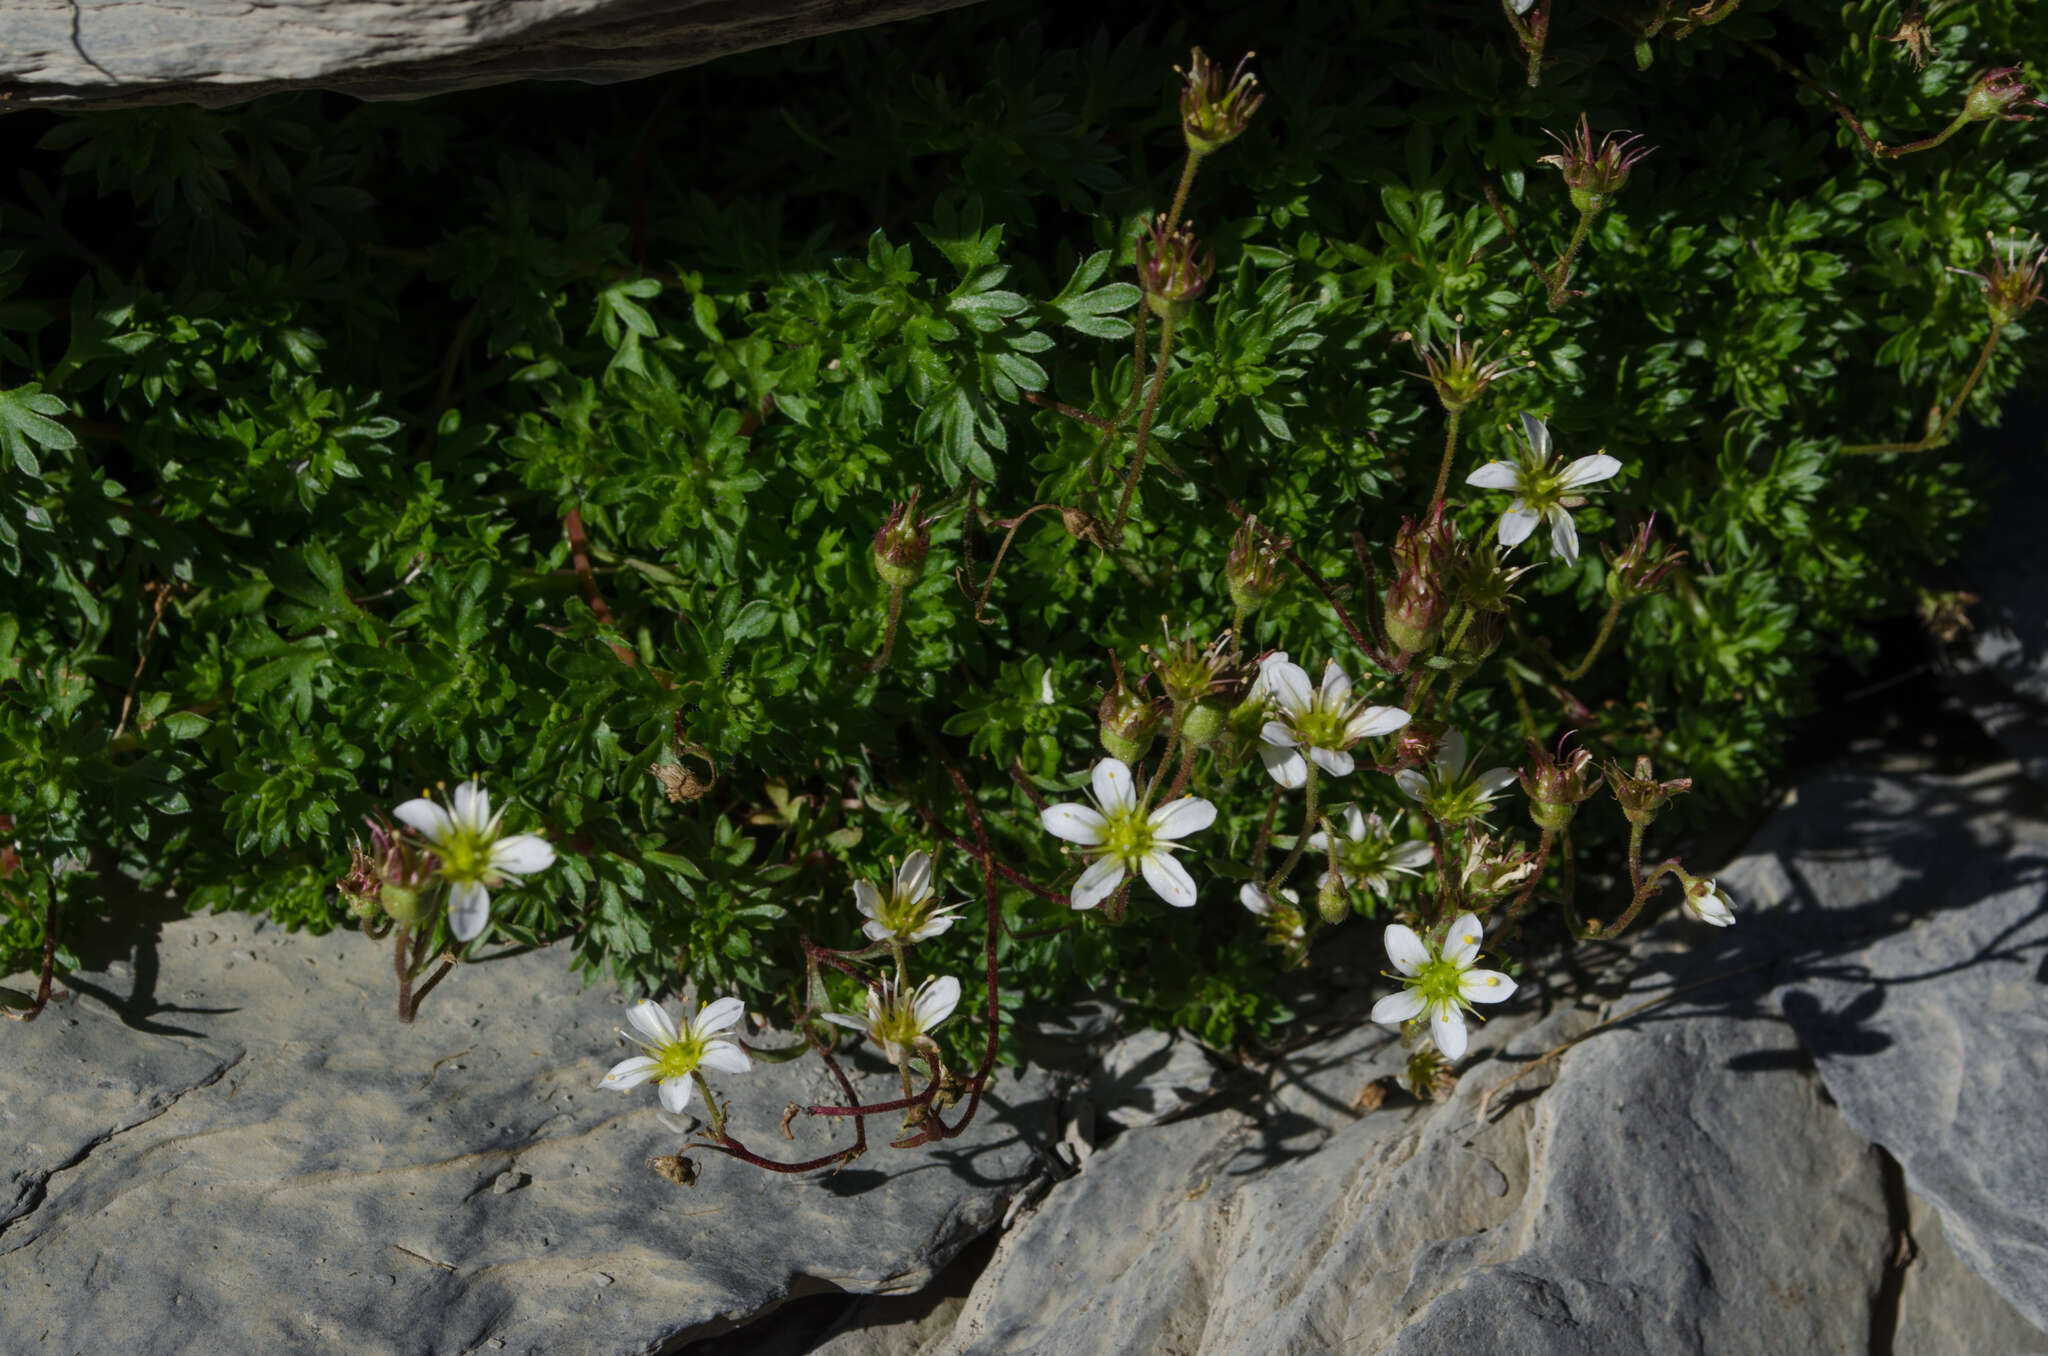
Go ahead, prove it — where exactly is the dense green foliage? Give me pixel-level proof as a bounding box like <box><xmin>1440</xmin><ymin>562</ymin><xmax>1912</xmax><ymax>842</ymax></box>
<box><xmin>2</xmin><ymin>0</ymin><xmax>2041</xmax><ymax>1044</ymax></box>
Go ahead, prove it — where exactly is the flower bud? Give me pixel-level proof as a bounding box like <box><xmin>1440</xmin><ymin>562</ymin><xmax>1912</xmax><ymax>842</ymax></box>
<box><xmin>1151</xmin><ymin>626</ymin><xmax>1237</xmax><ymax>708</ymax></box>
<box><xmin>1605</xmin><ymin>755</ymin><xmax>1692</xmax><ymax>827</ymax></box>
<box><xmin>339</xmin><ymin>817</ymin><xmax>440</xmax><ymax>927</ymax></box>
<box><xmin>1178</xmin><ymin>697</ymin><xmax>1228</xmax><ymax>749</ymax></box>
<box><xmin>1537</xmin><ymin>113</ymin><xmax>1656</xmax><ymax>217</ymax></box>
<box><xmin>1518</xmin><ymin>736</ymin><xmax>1597</xmax><ymax>832</ymax></box>
<box><xmin>1459</xmin><ymin>831</ymin><xmax>1539</xmax><ymax>900</ymax></box>
<box><xmin>1099</xmin><ymin>670</ymin><xmax>1162</xmax><ymax>765</ymax></box>
<box><xmin>872</xmin><ymin>489</ymin><xmax>932</xmax><ymax>589</ymax></box>
<box><xmin>1137</xmin><ymin>215</ymin><xmax>1215</xmax><ymax>322</ymax></box>
<box><xmin>1393</xmin><ymin>716</ymin><xmax>1447</xmax><ymax>771</ymax></box>
<box><xmin>1603</xmin><ymin>515</ymin><xmax>1686</xmax><ymax>604</ymax></box>
<box><xmin>1315</xmin><ymin>874</ymin><xmax>1349</xmax><ymax>925</ymax></box>
<box><xmin>1226</xmin><ymin>517</ymin><xmax>1288</xmax><ymax>614</ymax></box>
<box><xmin>1384</xmin><ymin>512</ymin><xmax>1459</xmax><ymax>655</ymax></box>
<box><xmin>1961</xmin><ymin>66</ymin><xmax>2045</xmax><ymax>125</ymax></box>
<box><xmin>1678</xmin><ymin>873</ymin><xmax>1736</xmax><ymax>927</ymax></box>
<box><xmin>1178</xmin><ymin>48</ymin><xmax>1265</xmax><ymax>155</ymax></box>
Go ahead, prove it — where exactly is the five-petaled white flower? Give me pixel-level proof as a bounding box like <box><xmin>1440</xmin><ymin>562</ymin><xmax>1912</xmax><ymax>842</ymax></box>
<box><xmin>1257</xmin><ymin>659</ymin><xmax>1411</xmax><ymax>789</ymax></box>
<box><xmin>1681</xmin><ymin>876</ymin><xmax>1736</xmax><ymax>927</ymax></box>
<box><xmin>1040</xmin><ymin>758</ymin><xmax>1216</xmax><ymax>909</ymax></box>
<box><xmin>1393</xmin><ymin>729</ymin><xmax>1519</xmax><ymax>825</ymax></box>
<box><xmin>392</xmin><ymin>780</ymin><xmax>556</xmax><ymax>942</ymax></box>
<box><xmin>854</xmin><ymin>850</ymin><xmax>961</xmax><ymax>944</ymax></box>
<box><xmin>1370</xmin><ymin>912</ymin><xmax>1517</xmax><ymax>1060</ymax></box>
<box><xmin>1308</xmin><ymin>806</ymin><xmax>1435</xmax><ymax>897</ymax></box>
<box><xmin>1464</xmin><ymin>412</ymin><xmax>1622</xmax><ymax>565</ymax></box>
<box><xmin>823</xmin><ymin>974</ymin><xmax>962</xmax><ymax>1065</ymax></box>
<box><xmin>600</xmin><ymin>997</ymin><xmax>751</xmax><ymax>1114</ymax></box>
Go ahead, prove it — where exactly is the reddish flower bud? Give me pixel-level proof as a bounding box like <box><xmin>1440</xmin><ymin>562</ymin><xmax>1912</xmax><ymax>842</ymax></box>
<box><xmin>1538</xmin><ymin>114</ymin><xmax>1657</xmax><ymax>216</ymax></box>
<box><xmin>1137</xmin><ymin>215</ymin><xmax>1216</xmax><ymax>322</ymax></box>
<box><xmin>1962</xmin><ymin>66</ymin><xmax>2046</xmax><ymax>125</ymax></box>
<box><xmin>1605</xmin><ymin>755</ymin><xmax>1693</xmax><ymax>827</ymax></box>
<box><xmin>1603</xmin><ymin>514</ymin><xmax>1687</xmax><ymax>603</ymax></box>
<box><xmin>1948</xmin><ymin>229</ymin><xmax>2048</xmax><ymax>326</ymax></box>
<box><xmin>1519</xmin><ymin>735</ymin><xmax>1598</xmax><ymax>831</ymax></box>
<box><xmin>873</xmin><ymin>488</ymin><xmax>933</xmax><ymax>589</ymax></box>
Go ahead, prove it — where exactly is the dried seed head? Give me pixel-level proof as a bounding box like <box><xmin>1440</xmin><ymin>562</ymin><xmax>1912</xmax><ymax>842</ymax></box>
<box><xmin>1178</xmin><ymin>47</ymin><xmax>1266</xmax><ymax>155</ymax></box>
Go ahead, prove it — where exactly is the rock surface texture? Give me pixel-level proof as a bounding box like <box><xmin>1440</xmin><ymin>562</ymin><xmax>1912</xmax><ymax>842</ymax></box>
<box><xmin>0</xmin><ymin>0</ymin><xmax>984</xmax><ymax>112</ymax></box>
<box><xmin>800</xmin><ymin>750</ymin><xmax>2048</xmax><ymax>1354</ymax></box>
<box><xmin>0</xmin><ymin>914</ymin><xmax>1054</xmax><ymax>1354</ymax></box>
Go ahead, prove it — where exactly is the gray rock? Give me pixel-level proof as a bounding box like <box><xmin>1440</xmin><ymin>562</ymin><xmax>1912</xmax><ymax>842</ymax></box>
<box><xmin>866</xmin><ymin>751</ymin><xmax>2048</xmax><ymax>1354</ymax></box>
<box><xmin>0</xmin><ymin>0</ymin><xmax>985</xmax><ymax>112</ymax></box>
<box><xmin>1085</xmin><ymin>1026</ymin><xmax>1224</xmax><ymax>1128</ymax></box>
<box><xmin>1721</xmin><ymin>757</ymin><xmax>2048</xmax><ymax>1333</ymax></box>
<box><xmin>0</xmin><ymin>910</ymin><xmax>1053</xmax><ymax>1354</ymax></box>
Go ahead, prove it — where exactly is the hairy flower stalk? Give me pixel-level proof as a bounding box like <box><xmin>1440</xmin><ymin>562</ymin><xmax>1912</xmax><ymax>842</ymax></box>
<box><xmin>1465</xmin><ymin>413</ymin><xmax>1623</xmax><ymax>565</ymax></box>
<box><xmin>1412</xmin><ymin>329</ymin><xmax>1518</xmax><ymax>506</ymax></box>
<box><xmin>1041</xmin><ymin>757</ymin><xmax>1216</xmax><ymax>912</ymax></box>
<box><xmin>870</xmin><ymin>489</ymin><xmax>935</xmax><ymax>670</ymax></box>
<box><xmin>1536</xmin><ymin>115</ymin><xmax>1656</xmax><ymax>306</ymax></box>
<box><xmin>1172</xmin><ymin>47</ymin><xmax>1264</xmax><ymax>220</ymax></box>
<box><xmin>1370</xmin><ymin>912</ymin><xmax>1517</xmax><ymax>1060</ymax></box>
<box><xmin>1116</xmin><ymin>218</ymin><xmax>1213</xmax><ymax>535</ymax></box>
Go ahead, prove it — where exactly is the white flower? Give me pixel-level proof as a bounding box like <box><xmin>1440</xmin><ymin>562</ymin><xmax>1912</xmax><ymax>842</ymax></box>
<box><xmin>1040</xmin><ymin>758</ymin><xmax>1216</xmax><ymax>909</ymax></box>
<box><xmin>1464</xmin><ymin>412</ymin><xmax>1622</xmax><ymax>565</ymax></box>
<box><xmin>1393</xmin><ymin>730</ymin><xmax>1518</xmax><ymax>825</ymax></box>
<box><xmin>1681</xmin><ymin>876</ymin><xmax>1736</xmax><ymax>927</ymax></box>
<box><xmin>1257</xmin><ymin>659</ymin><xmax>1411</xmax><ymax>789</ymax></box>
<box><xmin>854</xmin><ymin>851</ymin><xmax>962</xmax><ymax>944</ymax></box>
<box><xmin>1369</xmin><ymin>912</ymin><xmax>1517</xmax><ymax>1061</ymax></box>
<box><xmin>1239</xmin><ymin>882</ymin><xmax>1307</xmax><ymax>946</ymax></box>
<box><xmin>599</xmin><ymin>996</ymin><xmax>751</xmax><ymax>1114</ymax></box>
<box><xmin>1460</xmin><ymin>831</ymin><xmax>1540</xmax><ymax>899</ymax></box>
<box><xmin>822</xmin><ymin>974</ymin><xmax>961</xmax><ymax>1064</ymax></box>
<box><xmin>1308</xmin><ymin>806</ymin><xmax>1435</xmax><ymax>897</ymax></box>
<box><xmin>392</xmin><ymin>779</ymin><xmax>557</xmax><ymax>942</ymax></box>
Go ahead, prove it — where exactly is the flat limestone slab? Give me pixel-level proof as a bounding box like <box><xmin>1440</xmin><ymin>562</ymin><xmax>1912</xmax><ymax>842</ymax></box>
<box><xmin>0</xmin><ymin>0</ymin><xmax>984</xmax><ymax>111</ymax></box>
<box><xmin>0</xmin><ymin>911</ymin><xmax>1053</xmax><ymax>1354</ymax></box>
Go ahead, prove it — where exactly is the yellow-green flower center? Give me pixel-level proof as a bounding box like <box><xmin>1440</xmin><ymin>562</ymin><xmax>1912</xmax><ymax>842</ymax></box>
<box><xmin>1101</xmin><ymin>809</ymin><xmax>1157</xmax><ymax>868</ymax></box>
<box><xmin>650</xmin><ymin>1034</ymin><xmax>708</xmax><ymax>1082</ymax></box>
<box><xmin>1294</xmin><ymin>706</ymin><xmax>1349</xmax><ymax>750</ymax></box>
<box><xmin>1413</xmin><ymin>957</ymin><xmax>1467</xmax><ymax>1009</ymax></box>
<box><xmin>438</xmin><ymin>829</ymin><xmax>490</xmax><ymax>883</ymax></box>
<box><xmin>876</xmin><ymin>1001</ymin><xmax>924</xmax><ymax>1049</ymax></box>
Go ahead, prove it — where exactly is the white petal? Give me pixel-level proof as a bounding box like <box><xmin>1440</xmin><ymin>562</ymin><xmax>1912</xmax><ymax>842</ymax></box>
<box><xmin>1384</xmin><ymin>924</ymin><xmax>1431</xmax><ymax>976</ymax></box>
<box><xmin>854</xmin><ymin>879</ymin><xmax>885</xmax><ymax>919</ymax></box>
<box><xmin>657</xmin><ymin>1076</ymin><xmax>695</xmax><ymax>1115</ymax></box>
<box><xmin>1070</xmin><ymin>856</ymin><xmax>1126</xmax><ymax>911</ymax></box>
<box><xmin>1305</xmin><ymin>831</ymin><xmax>1330</xmax><ymax>852</ymax></box>
<box><xmin>915</xmin><ymin>975</ymin><xmax>962</xmax><ymax>1030</ymax></box>
<box><xmin>697</xmin><ymin>1040</ymin><xmax>752</xmax><ymax>1073</ymax></box>
<box><xmin>1347</xmin><ymin>705</ymin><xmax>1412</xmax><ymax>741</ymax></box>
<box><xmin>1309</xmin><ymin>747</ymin><xmax>1355</xmax><ymax>778</ymax></box>
<box><xmin>1444</xmin><ymin>913</ymin><xmax>1485</xmax><ymax>967</ymax></box>
<box><xmin>1389</xmin><ymin>840</ymin><xmax>1436</xmax><ymax>870</ymax></box>
<box><xmin>861</xmin><ymin>919</ymin><xmax>893</xmax><ymax>942</ymax></box>
<box><xmin>628</xmin><ymin>998</ymin><xmax>680</xmax><ymax>1044</ymax></box>
<box><xmin>911</xmin><ymin>909</ymin><xmax>963</xmax><ymax>941</ymax></box>
<box><xmin>1430</xmin><ymin>1006</ymin><xmax>1470</xmax><ymax>1061</ymax></box>
<box><xmin>821</xmin><ymin>1011</ymin><xmax>869</xmax><ymax>1031</ymax></box>
<box><xmin>601</xmin><ymin>1055</ymin><xmax>660</xmax><ymax>1090</ymax></box>
<box><xmin>1261</xmin><ymin>744</ymin><xmax>1309</xmax><ymax>789</ymax></box>
<box><xmin>391</xmin><ymin>797</ymin><xmax>454</xmax><ymax>844</ymax></box>
<box><xmin>1266</xmin><ymin>661</ymin><xmax>1314</xmax><ymax>716</ymax></box>
<box><xmin>1320</xmin><ymin>660</ymin><xmax>1352</xmax><ymax>704</ymax></box>
<box><xmin>1555</xmin><ymin>452</ymin><xmax>1622</xmax><ymax>489</ymax></box>
<box><xmin>1461</xmin><ymin>969</ymin><xmax>1518</xmax><ymax>1004</ymax></box>
<box><xmin>897</xmin><ymin>851</ymin><xmax>933</xmax><ymax>902</ymax></box>
<box><xmin>1497</xmin><ymin>502</ymin><xmax>1541</xmax><ymax>548</ymax></box>
<box><xmin>692</xmin><ymin>996</ymin><xmax>746</xmax><ymax>1037</ymax></box>
<box><xmin>452</xmin><ymin>781</ymin><xmax>491</xmax><ymax>835</ymax></box>
<box><xmin>1260</xmin><ymin>720</ymin><xmax>1299</xmax><ymax>748</ymax></box>
<box><xmin>1548</xmin><ymin>507</ymin><xmax>1580</xmax><ymax>565</ymax></box>
<box><xmin>1465</xmin><ymin>460</ymin><xmax>1524</xmax><ymax>490</ymax></box>
<box><xmin>1041</xmin><ymin>803</ymin><xmax>1109</xmax><ymax>845</ymax></box>
<box><xmin>1148</xmin><ymin>796</ymin><xmax>1217</xmax><ymax>841</ymax></box>
<box><xmin>1139</xmin><ymin>851</ymin><xmax>1199</xmax><ymax>908</ymax></box>
<box><xmin>1438</xmin><ymin>730</ymin><xmax>1469</xmax><ymax>773</ymax></box>
<box><xmin>1519</xmin><ymin>411</ymin><xmax>1552</xmax><ymax>461</ymax></box>
<box><xmin>448</xmin><ymin>879</ymin><xmax>492</xmax><ymax>942</ymax></box>
<box><xmin>490</xmin><ymin>834</ymin><xmax>555</xmax><ymax>875</ymax></box>
<box><xmin>1476</xmin><ymin>767</ymin><xmax>1520</xmax><ymax>799</ymax></box>
<box><xmin>1092</xmin><ymin>759</ymin><xmax>1138</xmax><ymax>813</ymax></box>
<box><xmin>1371</xmin><ymin>988</ymin><xmax>1427</xmax><ymax>1025</ymax></box>
<box><xmin>1394</xmin><ymin>769</ymin><xmax>1430</xmax><ymax>801</ymax></box>
<box><xmin>1343</xmin><ymin>805</ymin><xmax>1367</xmax><ymax>840</ymax></box>
<box><xmin>1239</xmin><ymin>882</ymin><xmax>1271</xmax><ymax>916</ymax></box>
